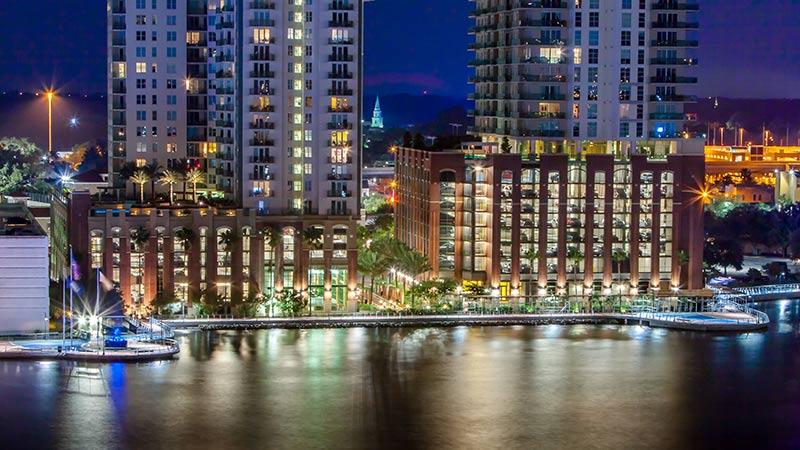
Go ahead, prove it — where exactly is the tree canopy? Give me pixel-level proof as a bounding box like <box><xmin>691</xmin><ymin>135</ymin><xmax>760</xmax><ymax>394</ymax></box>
<box><xmin>0</xmin><ymin>137</ymin><xmax>47</xmax><ymax>195</ymax></box>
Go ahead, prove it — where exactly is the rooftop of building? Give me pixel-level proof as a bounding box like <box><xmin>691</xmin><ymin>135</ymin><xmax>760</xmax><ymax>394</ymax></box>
<box><xmin>0</xmin><ymin>204</ymin><xmax>46</xmax><ymax>237</ymax></box>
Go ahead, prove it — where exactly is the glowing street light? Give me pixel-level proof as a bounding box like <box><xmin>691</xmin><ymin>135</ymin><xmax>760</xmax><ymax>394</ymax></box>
<box><xmin>68</xmin><ymin>116</ymin><xmax>80</xmax><ymax>128</ymax></box>
<box><xmin>45</xmin><ymin>90</ymin><xmax>55</xmax><ymax>153</ymax></box>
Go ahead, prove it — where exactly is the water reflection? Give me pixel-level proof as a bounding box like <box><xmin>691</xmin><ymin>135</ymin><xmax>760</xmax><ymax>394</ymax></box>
<box><xmin>1</xmin><ymin>301</ymin><xmax>800</xmax><ymax>448</ymax></box>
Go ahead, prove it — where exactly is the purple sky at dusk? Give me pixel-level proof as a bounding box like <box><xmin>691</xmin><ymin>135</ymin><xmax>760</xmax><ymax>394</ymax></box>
<box><xmin>0</xmin><ymin>0</ymin><xmax>798</xmax><ymax>98</ymax></box>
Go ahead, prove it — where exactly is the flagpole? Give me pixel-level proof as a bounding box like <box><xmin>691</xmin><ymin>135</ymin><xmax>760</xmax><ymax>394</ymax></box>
<box><xmin>61</xmin><ymin>274</ymin><xmax>66</xmax><ymax>350</ymax></box>
<box><xmin>69</xmin><ymin>245</ymin><xmax>74</xmax><ymax>349</ymax></box>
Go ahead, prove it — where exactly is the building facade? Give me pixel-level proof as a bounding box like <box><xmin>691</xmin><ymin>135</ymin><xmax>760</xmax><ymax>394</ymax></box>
<box><xmin>395</xmin><ymin>144</ymin><xmax>705</xmax><ymax>296</ymax></box>
<box><xmin>0</xmin><ymin>205</ymin><xmax>50</xmax><ymax>334</ymax></box>
<box><xmin>85</xmin><ymin>0</ymin><xmax>363</xmax><ymax>311</ymax></box>
<box><xmin>469</xmin><ymin>0</ymin><xmax>699</xmax><ymax>155</ymax></box>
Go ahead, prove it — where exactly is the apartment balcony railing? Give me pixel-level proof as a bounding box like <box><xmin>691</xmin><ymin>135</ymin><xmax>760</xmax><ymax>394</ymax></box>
<box><xmin>650</xmin><ymin>57</ymin><xmax>698</xmax><ymax>65</ymax></box>
<box><xmin>650</xmin><ymin>39</ymin><xmax>699</xmax><ymax>47</ymax></box>
<box><xmin>327</xmin><ymin>122</ymin><xmax>353</xmax><ymax>130</ymax></box>
<box><xmin>216</xmin><ymin>70</ymin><xmax>234</xmax><ymax>78</ymax></box>
<box><xmin>328</xmin><ymin>38</ymin><xmax>354</xmax><ymax>45</ymax></box>
<box><xmin>651</xmin><ymin>1</ymin><xmax>699</xmax><ymax>10</ymax></box>
<box><xmin>327</xmin><ymin>190</ymin><xmax>353</xmax><ymax>198</ymax></box>
<box><xmin>328</xmin><ymin>72</ymin><xmax>354</xmax><ymax>79</ymax></box>
<box><xmin>215</xmin><ymin>21</ymin><xmax>235</xmax><ymax>30</ymax></box>
<box><xmin>215</xmin><ymin>120</ymin><xmax>234</xmax><ymax>128</ymax></box>
<box><xmin>249</xmin><ymin>71</ymin><xmax>275</xmax><ymax>79</ymax></box>
<box><xmin>112</xmin><ymin>19</ymin><xmax>126</xmax><ymax>30</ymax></box>
<box><xmin>249</xmin><ymin>88</ymin><xmax>276</xmax><ymax>95</ymax></box>
<box><xmin>327</xmin><ymin>156</ymin><xmax>353</xmax><ymax>164</ymax></box>
<box><xmin>328</xmin><ymin>140</ymin><xmax>353</xmax><ymax>147</ymax></box>
<box><xmin>471</xmin><ymin>92</ymin><xmax>566</xmax><ymax>101</ymax></box>
<box><xmin>249</xmin><ymin>155</ymin><xmax>275</xmax><ymax>163</ymax></box>
<box><xmin>249</xmin><ymin>104</ymin><xmax>275</xmax><ymax>112</ymax></box>
<box><xmin>649</xmin><ymin>94</ymin><xmax>698</xmax><ymax>102</ymax></box>
<box><xmin>250</xmin><ymin>37</ymin><xmax>276</xmax><ymax>44</ymax></box>
<box><xmin>473</xmin><ymin>110</ymin><xmax>566</xmax><ymax>119</ymax></box>
<box><xmin>215</xmin><ymin>54</ymin><xmax>234</xmax><ymax>63</ymax></box>
<box><xmin>329</xmin><ymin>1</ymin><xmax>354</xmax><ymax>10</ymax></box>
<box><xmin>470</xmin><ymin>0</ymin><xmax>567</xmax><ymax>16</ymax></box>
<box><xmin>327</xmin><ymin>88</ymin><xmax>354</xmax><ymax>96</ymax></box>
<box><xmin>250</xmin><ymin>1</ymin><xmax>276</xmax><ymax>9</ymax></box>
<box><xmin>328</xmin><ymin>54</ymin><xmax>354</xmax><ymax>62</ymax></box>
<box><xmin>248</xmin><ymin>190</ymin><xmax>275</xmax><ymax>198</ymax></box>
<box><xmin>249</xmin><ymin>18</ymin><xmax>275</xmax><ymax>26</ymax></box>
<box><xmin>216</xmin><ymin>3</ymin><xmax>234</xmax><ymax>12</ymax></box>
<box><xmin>328</xmin><ymin>106</ymin><xmax>353</xmax><ymax>113</ymax></box>
<box><xmin>250</xmin><ymin>122</ymin><xmax>276</xmax><ymax>129</ymax></box>
<box><xmin>216</xmin><ymin>103</ymin><xmax>235</xmax><ymax>111</ymax></box>
<box><xmin>471</xmin><ymin>126</ymin><xmax>565</xmax><ymax>138</ymax></box>
<box><xmin>649</xmin><ymin>76</ymin><xmax>698</xmax><ymax>84</ymax></box>
<box><xmin>649</xmin><ymin>113</ymin><xmax>690</xmax><ymax>120</ymax></box>
<box><xmin>249</xmin><ymin>173</ymin><xmax>275</xmax><ymax>181</ymax></box>
<box><xmin>651</xmin><ymin>21</ymin><xmax>699</xmax><ymax>29</ymax></box>
<box><xmin>215</xmin><ymin>136</ymin><xmax>234</xmax><ymax>144</ymax></box>
<box><xmin>216</xmin><ymin>87</ymin><xmax>234</xmax><ymax>95</ymax></box>
<box><xmin>329</xmin><ymin>20</ymin><xmax>354</xmax><ymax>27</ymax></box>
<box><xmin>250</xmin><ymin>53</ymin><xmax>276</xmax><ymax>61</ymax></box>
<box><xmin>327</xmin><ymin>173</ymin><xmax>353</xmax><ymax>181</ymax></box>
<box><xmin>250</xmin><ymin>138</ymin><xmax>275</xmax><ymax>146</ymax></box>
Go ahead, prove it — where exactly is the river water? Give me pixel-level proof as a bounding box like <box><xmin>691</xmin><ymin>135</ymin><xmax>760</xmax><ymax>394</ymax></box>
<box><xmin>2</xmin><ymin>301</ymin><xmax>800</xmax><ymax>449</ymax></box>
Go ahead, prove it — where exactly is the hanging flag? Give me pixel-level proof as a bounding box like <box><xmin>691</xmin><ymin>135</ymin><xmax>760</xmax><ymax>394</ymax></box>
<box><xmin>98</xmin><ymin>270</ymin><xmax>115</xmax><ymax>292</ymax></box>
<box><xmin>70</xmin><ymin>253</ymin><xmax>84</xmax><ymax>296</ymax></box>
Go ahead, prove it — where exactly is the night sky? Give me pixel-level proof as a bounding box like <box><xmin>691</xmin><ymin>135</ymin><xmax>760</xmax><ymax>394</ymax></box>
<box><xmin>0</xmin><ymin>0</ymin><xmax>798</xmax><ymax>98</ymax></box>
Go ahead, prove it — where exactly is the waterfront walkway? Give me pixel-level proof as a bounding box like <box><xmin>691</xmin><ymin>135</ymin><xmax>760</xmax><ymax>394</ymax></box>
<box><xmin>163</xmin><ymin>310</ymin><xmax>767</xmax><ymax>333</ymax></box>
<box><xmin>0</xmin><ymin>339</ymin><xmax>179</xmax><ymax>362</ymax></box>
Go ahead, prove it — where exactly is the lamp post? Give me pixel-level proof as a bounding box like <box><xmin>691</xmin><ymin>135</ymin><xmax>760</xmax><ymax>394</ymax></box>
<box><xmin>45</xmin><ymin>90</ymin><xmax>55</xmax><ymax>154</ymax></box>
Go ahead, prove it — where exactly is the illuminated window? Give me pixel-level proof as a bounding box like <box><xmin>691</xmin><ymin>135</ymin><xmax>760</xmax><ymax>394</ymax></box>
<box><xmin>186</xmin><ymin>32</ymin><xmax>200</xmax><ymax>45</ymax></box>
<box><xmin>136</xmin><ymin>62</ymin><xmax>146</xmax><ymax>73</ymax></box>
<box><xmin>253</xmin><ymin>28</ymin><xmax>271</xmax><ymax>44</ymax></box>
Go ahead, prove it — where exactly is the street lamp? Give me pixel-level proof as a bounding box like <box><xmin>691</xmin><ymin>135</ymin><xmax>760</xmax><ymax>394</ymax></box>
<box><xmin>45</xmin><ymin>90</ymin><xmax>55</xmax><ymax>154</ymax></box>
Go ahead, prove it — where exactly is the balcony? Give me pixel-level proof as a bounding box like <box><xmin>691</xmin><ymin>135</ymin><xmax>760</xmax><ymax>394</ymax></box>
<box><xmin>328</xmin><ymin>54</ymin><xmax>354</xmax><ymax>62</ymax></box>
<box><xmin>327</xmin><ymin>156</ymin><xmax>353</xmax><ymax>164</ymax></box>
<box><xmin>651</xmin><ymin>39</ymin><xmax>699</xmax><ymax>47</ymax></box>
<box><xmin>249</xmin><ymin>190</ymin><xmax>275</xmax><ymax>198</ymax></box>
<box><xmin>327</xmin><ymin>122</ymin><xmax>353</xmax><ymax>130</ymax></box>
<box><xmin>249</xmin><ymin>155</ymin><xmax>275</xmax><ymax>163</ymax></box>
<box><xmin>327</xmin><ymin>88</ymin><xmax>353</xmax><ymax>96</ymax></box>
<box><xmin>649</xmin><ymin>76</ymin><xmax>698</xmax><ymax>84</ymax></box>
<box><xmin>649</xmin><ymin>112</ymin><xmax>690</xmax><ymax>120</ymax></box>
<box><xmin>651</xmin><ymin>1</ymin><xmax>699</xmax><ymax>10</ymax></box>
<box><xmin>216</xmin><ymin>87</ymin><xmax>234</xmax><ymax>95</ymax></box>
<box><xmin>328</xmin><ymin>140</ymin><xmax>353</xmax><ymax>147</ymax></box>
<box><xmin>328</xmin><ymin>105</ymin><xmax>353</xmax><ymax>113</ymax></box>
<box><xmin>215</xmin><ymin>136</ymin><xmax>234</xmax><ymax>144</ymax></box>
<box><xmin>250</xmin><ymin>121</ymin><xmax>276</xmax><ymax>129</ymax></box>
<box><xmin>249</xmin><ymin>88</ymin><xmax>276</xmax><ymax>95</ymax></box>
<box><xmin>249</xmin><ymin>18</ymin><xmax>275</xmax><ymax>26</ymax></box>
<box><xmin>216</xmin><ymin>103</ymin><xmax>234</xmax><ymax>111</ymax></box>
<box><xmin>327</xmin><ymin>173</ymin><xmax>353</xmax><ymax>181</ymax></box>
<box><xmin>216</xmin><ymin>70</ymin><xmax>234</xmax><ymax>78</ymax></box>
<box><xmin>329</xmin><ymin>1</ymin><xmax>354</xmax><ymax>10</ymax></box>
<box><xmin>250</xmin><ymin>1</ymin><xmax>275</xmax><ymax>8</ymax></box>
<box><xmin>329</xmin><ymin>20</ymin><xmax>354</xmax><ymax>27</ymax></box>
<box><xmin>649</xmin><ymin>94</ymin><xmax>698</xmax><ymax>102</ymax></box>
<box><xmin>328</xmin><ymin>38</ymin><xmax>354</xmax><ymax>45</ymax></box>
<box><xmin>250</xmin><ymin>52</ymin><xmax>275</xmax><ymax>61</ymax></box>
<box><xmin>250</xmin><ymin>37</ymin><xmax>276</xmax><ymax>44</ymax></box>
<box><xmin>249</xmin><ymin>173</ymin><xmax>275</xmax><ymax>181</ymax></box>
<box><xmin>652</xmin><ymin>21</ymin><xmax>699</xmax><ymax>29</ymax></box>
<box><xmin>215</xmin><ymin>21</ymin><xmax>235</xmax><ymax>30</ymax></box>
<box><xmin>215</xmin><ymin>120</ymin><xmax>234</xmax><ymax>128</ymax></box>
<box><xmin>250</xmin><ymin>138</ymin><xmax>275</xmax><ymax>146</ymax></box>
<box><xmin>327</xmin><ymin>190</ymin><xmax>353</xmax><ymax>198</ymax></box>
<box><xmin>328</xmin><ymin>72</ymin><xmax>353</xmax><ymax>79</ymax></box>
<box><xmin>249</xmin><ymin>104</ymin><xmax>275</xmax><ymax>112</ymax></box>
<box><xmin>650</xmin><ymin>57</ymin><xmax>698</xmax><ymax>65</ymax></box>
<box><xmin>249</xmin><ymin>71</ymin><xmax>275</xmax><ymax>78</ymax></box>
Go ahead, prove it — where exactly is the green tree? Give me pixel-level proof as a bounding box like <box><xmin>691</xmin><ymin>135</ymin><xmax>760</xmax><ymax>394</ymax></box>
<box><xmin>0</xmin><ymin>137</ymin><xmax>47</xmax><ymax>196</ymax></box>
<box><xmin>612</xmin><ymin>248</ymin><xmax>628</xmax><ymax>285</ymax></box>
<box><xmin>130</xmin><ymin>226</ymin><xmax>151</xmax><ymax>251</ymax></box>
<box><xmin>130</xmin><ymin>170</ymin><xmax>150</xmax><ymax>204</ymax></box>
<box><xmin>301</xmin><ymin>227</ymin><xmax>324</xmax><ymax>250</ymax></box>
<box><xmin>413</xmin><ymin>133</ymin><xmax>425</xmax><ymax>149</ymax></box>
<box><xmin>185</xmin><ymin>168</ymin><xmax>205</xmax><ymax>203</ymax></box>
<box><xmin>704</xmin><ymin>238</ymin><xmax>743</xmax><ymax>276</ymax></box>
<box><xmin>159</xmin><ymin>169</ymin><xmax>181</xmax><ymax>205</ymax></box>
<box><xmin>675</xmin><ymin>249</ymin><xmax>690</xmax><ymax>288</ymax></box>
<box><xmin>357</xmin><ymin>250</ymin><xmax>390</xmax><ymax>304</ymax></box>
<box><xmin>500</xmin><ymin>136</ymin><xmax>512</xmax><ymax>153</ymax></box>
<box><xmin>144</xmin><ymin>161</ymin><xmax>162</xmax><ymax>201</ymax></box>
<box><xmin>274</xmin><ymin>289</ymin><xmax>307</xmax><ymax>317</ymax></box>
<box><xmin>218</xmin><ymin>229</ymin><xmax>237</xmax><ymax>251</ymax></box>
<box><xmin>567</xmin><ymin>247</ymin><xmax>584</xmax><ymax>290</ymax></box>
<box><xmin>174</xmin><ymin>227</ymin><xmax>196</xmax><ymax>249</ymax></box>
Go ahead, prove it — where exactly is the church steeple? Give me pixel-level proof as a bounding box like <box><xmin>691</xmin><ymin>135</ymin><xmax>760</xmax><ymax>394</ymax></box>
<box><xmin>370</xmin><ymin>96</ymin><xmax>384</xmax><ymax>129</ymax></box>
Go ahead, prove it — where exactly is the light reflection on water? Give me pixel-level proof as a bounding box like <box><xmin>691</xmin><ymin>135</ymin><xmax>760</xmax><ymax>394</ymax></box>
<box><xmin>0</xmin><ymin>301</ymin><xmax>799</xmax><ymax>449</ymax></box>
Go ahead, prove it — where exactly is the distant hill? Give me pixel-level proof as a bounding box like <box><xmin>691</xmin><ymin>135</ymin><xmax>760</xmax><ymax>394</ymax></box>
<box><xmin>364</xmin><ymin>94</ymin><xmax>470</xmax><ymax>128</ymax></box>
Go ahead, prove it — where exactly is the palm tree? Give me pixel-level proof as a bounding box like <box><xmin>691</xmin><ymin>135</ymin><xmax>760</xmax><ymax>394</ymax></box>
<box><xmin>262</xmin><ymin>226</ymin><xmax>282</xmax><ymax>306</ymax></box>
<box><xmin>301</xmin><ymin>227</ymin><xmax>324</xmax><ymax>250</ymax></box>
<box><xmin>129</xmin><ymin>170</ymin><xmax>150</xmax><ymax>204</ymax></box>
<box><xmin>118</xmin><ymin>161</ymin><xmax>138</xmax><ymax>183</ymax></box>
<box><xmin>675</xmin><ymin>249</ymin><xmax>690</xmax><ymax>290</ymax></box>
<box><xmin>612</xmin><ymin>248</ymin><xmax>629</xmax><ymax>287</ymax></box>
<box><xmin>567</xmin><ymin>247</ymin><xmax>584</xmax><ymax>295</ymax></box>
<box><xmin>159</xmin><ymin>169</ymin><xmax>181</xmax><ymax>205</ymax></box>
<box><xmin>524</xmin><ymin>248</ymin><xmax>539</xmax><ymax>294</ymax></box>
<box><xmin>218</xmin><ymin>229</ymin><xmax>237</xmax><ymax>251</ymax></box>
<box><xmin>357</xmin><ymin>250</ymin><xmax>389</xmax><ymax>304</ymax></box>
<box><xmin>144</xmin><ymin>162</ymin><xmax>162</xmax><ymax>201</ymax></box>
<box><xmin>185</xmin><ymin>168</ymin><xmax>205</xmax><ymax>203</ymax></box>
<box><xmin>130</xmin><ymin>226</ymin><xmax>151</xmax><ymax>251</ymax></box>
<box><xmin>174</xmin><ymin>227</ymin><xmax>195</xmax><ymax>249</ymax></box>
